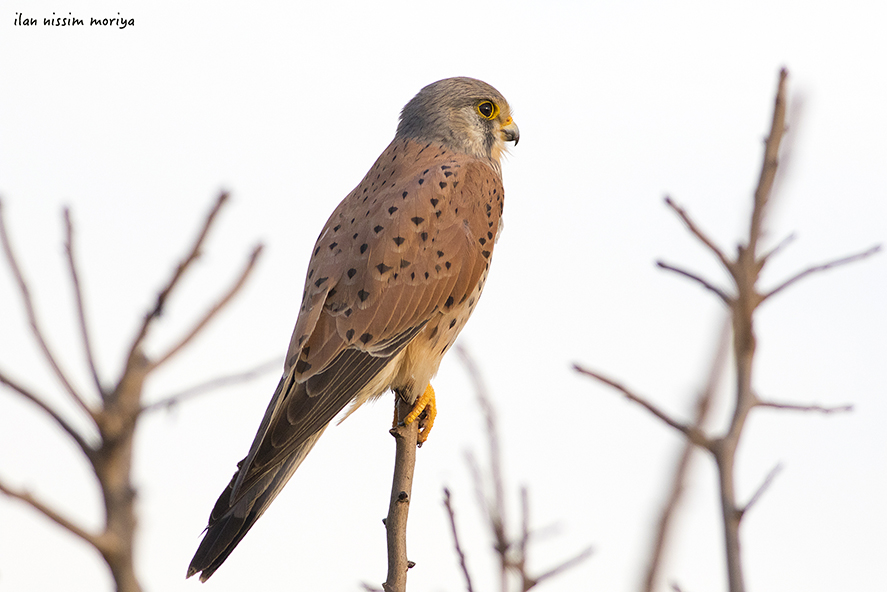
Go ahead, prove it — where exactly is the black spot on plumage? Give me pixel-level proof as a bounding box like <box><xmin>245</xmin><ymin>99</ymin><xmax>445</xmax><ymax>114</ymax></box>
<box><xmin>295</xmin><ymin>359</ymin><xmax>312</xmax><ymax>373</ymax></box>
<box><xmin>429</xmin><ymin>326</ymin><xmax>438</xmax><ymax>339</ymax></box>
<box><xmin>441</xmin><ymin>165</ymin><xmax>450</xmax><ymax>170</ymax></box>
<box><xmin>487</xmin><ymin>231</ymin><xmax>493</xmax><ymax>239</ymax></box>
<box><xmin>402</xmin><ymin>191</ymin><xmax>409</xmax><ymax>199</ymax></box>
<box><xmin>314</xmin><ymin>246</ymin><xmax>321</xmax><ymax>256</ymax></box>
<box><xmin>344</xmin><ymin>307</ymin><xmax>353</xmax><ymax>317</ymax></box>
<box><xmin>449</xmin><ymin>319</ymin><xmax>457</xmax><ymax>329</ymax></box>
<box><xmin>439</xmin><ymin>182</ymin><xmax>447</xmax><ymax>189</ymax></box>
<box><xmin>393</xmin><ymin>236</ymin><xmax>406</xmax><ymax>246</ymax></box>
<box><xmin>377</xmin><ymin>262</ymin><xmax>393</xmax><ymax>274</ymax></box>
<box><xmin>358</xmin><ymin>289</ymin><xmax>370</xmax><ymax>302</ymax></box>
<box><xmin>410</xmin><ymin>272</ymin><xmax>415</xmax><ymax>280</ymax></box>
<box><xmin>445</xmin><ymin>261</ymin><xmax>451</xmax><ymax>270</ymax></box>
<box><xmin>329</xmin><ymin>242</ymin><xmax>338</xmax><ymax>250</ymax></box>
<box><xmin>308</xmin><ymin>269</ymin><xmax>314</xmax><ymax>279</ymax></box>
<box><xmin>444</xmin><ymin>171</ymin><xmax>453</xmax><ymax>177</ymax></box>
<box><xmin>360</xmin><ymin>243</ymin><xmax>368</xmax><ymax>254</ymax></box>
<box><xmin>360</xmin><ymin>333</ymin><xmax>373</xmax><ymax>344</ymax></box>
<box><xmin>346</xmin><ymin>329</ymin><xmax>354</xmax><ymax>341</ymax></box>
<box><xmin>435</xmin><ymin>211</ymin><xmax>442</xmax><ymax>218</ymax></box>
<box><xmin>333</xmin><ymin>224</ymin><xmax>341</xmax><ymax>232</ymax></box>
<box><xmin>411</xmin><ymin>216</ymin><xmax>424</xmax><ymax>225</ymax></box>
<box><xmin>418</xmin><ymin>178</ymin><xmax>425</xmax><ymax>185</ymax></box>
<box><xmin>430</xmin><ymin>198</ymin><xmax>439</xmax><ymax>207</ymax></box>
<box><xmin>347</xmin><ymin>268</ymin><xmax>357</xmax><ymax>279</ymax></box>
<box><xmin>420</xmin><ymin>232</ymin><xmax>428</xmax><ymax>241</ymax></box>
<box><xmin>479</xmin><ymin>237</ymin><xmax>486</xmax><ymax>245</ymax></box>
<box><xmin>482</xmin><ymin>250</ymin><xmax>491</xmax><ymax>258</ymax></box>
<box><xmin>298</xmin><ymin>334</ymin><xmax>308</xmax><ymax>346</ymax></box>
<box><xmin>388</xmin><ymin>206</ymin><xmax>398</xmax><ymax>215</ymax></box>
<box><xmin>400</xmin><ymin>259</ymin><xmax>411</xmax><ymax>268</ymax></box>
<box><xmin>314</xmin><ymin>277</ymin><xmax>328</xmax><ymax>287</ymax></box>
<box><xmin>445</xmin><ymin>295</ymin><xmax>454</xmax><ymax>309</ymax></box>
<box><xmin>436</xmin><ymin>250</ymin><xmax>444</xmax><ymax>258</ymax></box>
<box><xmin>374</xmin><ymin>225</ymin><xmax>384</xmax><ymax>234</ymax></box>
<box><xmin>424</xmin><ymin>272</ymin><xmax>430</xmax><ymax>279</ymax></box>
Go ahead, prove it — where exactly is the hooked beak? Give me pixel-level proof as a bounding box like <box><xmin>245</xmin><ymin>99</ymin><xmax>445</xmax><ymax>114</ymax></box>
<box><xmin>500</xmin><ymin>116</ymin><xmax>520</xmax><ymax>146</ymax></box>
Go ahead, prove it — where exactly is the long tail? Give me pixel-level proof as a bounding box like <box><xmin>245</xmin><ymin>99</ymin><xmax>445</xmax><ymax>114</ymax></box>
<box><xmin>186</xmin><ymin>428</ymin><xmax>325</xmax><ymax>582</ymax></box>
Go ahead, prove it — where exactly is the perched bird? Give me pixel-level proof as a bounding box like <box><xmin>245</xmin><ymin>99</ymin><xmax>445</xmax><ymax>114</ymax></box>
<box><xmin>187</xmin><ymin>77</ymin><xmax>519</xmax><ymax>581</ymax></box>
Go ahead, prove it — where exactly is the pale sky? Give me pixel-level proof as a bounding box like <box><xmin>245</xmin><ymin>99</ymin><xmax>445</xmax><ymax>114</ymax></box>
<box><xmin>1</xmin><ymin>2</ymin><xmax>885</xmax><ymax>591</ymax></box>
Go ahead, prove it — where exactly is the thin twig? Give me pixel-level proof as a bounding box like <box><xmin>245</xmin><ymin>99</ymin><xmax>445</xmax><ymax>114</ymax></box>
<box><xmin>0</xmin><ymin>479</ymin><xmax>101</xmax><ymax>549</ymax></box>
<box><xmin>757</xmin><ymin>399</ymin><xmax>853</xmax><ymax>414</ymax></box>
<box><xmin>124</xmin><ymin>192</ymin><xmax>230</xmax><ymax>369</ymax></box>
<box><xmin>748</xmin><ymin>68</ymin><xmax>788</xmax><ymax>256</ymax></box>
<box><xmin>529</xmin><ymin>545</ymin><xmax>595</xmax><ymax>589</ymax></box>
<box><xmin>664</xmin><ymin>196</ymin><xmax>734</xmax><ymax>274</ymax></box>
<box><xmin>0</xmin><ymin>370</ymin><xmax>95</xmax><ymax>458</ymax></box>
<box><xmin>740</xmin><ymin>463</ymin><xmax>783</xmax><ymax>517</ymax></box>
<box><xmin>149</xmin><ymin>244</ymin><xmax>264</xmax><ymax>370</ymax></box>
<box><xmin>762</xmin><ymin>244</ymin><xmax>881</xmax><ymax>302</ymax></box>
<box><xmin>756</xmin><ymin>232</ymin><xmax>796</xmax><ymax>271</ymax></box>
<box><xmin>573</xmin><ymin>364</ymin><xmax>712</xmax><ymax>450</ymax></box>
<box><xmin>63</xmin><ymin>208</ymin><xmax>104</xmax><ymax>397</ymax></box>
<box><xmin>656</xmin><ymin>260</ymin><xmax>732</xmax><ymax>303</ymax></box>
<box><xmin>643</xmin><ymin>319</ymin><xmax>730</xmax><ymax>592</ymax></box>
<box><xmin>142</xmin><ymin>357</ymin><xmax>281</xmax><ymax>413</ymax></box>
<box><xmin>0</xmin><ymin>200</ymin><xmax>94</xmax><ymax>419</ymax></box>
<box><xmin>443</xmin><ymin>487</ymin><xmax>475</xmax><ymax>592</ymax></box>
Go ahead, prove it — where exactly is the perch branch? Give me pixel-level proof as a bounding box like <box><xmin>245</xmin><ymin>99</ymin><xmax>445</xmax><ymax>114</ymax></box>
<box><xmin>383</xmin><ymin>396</ymin><xmax>420</xmax><ymax>592</ymax></box>
<box><xmin>757</xmin><ymin>399</ymin><xmax>853</xmax><ymax>414</ymax></box>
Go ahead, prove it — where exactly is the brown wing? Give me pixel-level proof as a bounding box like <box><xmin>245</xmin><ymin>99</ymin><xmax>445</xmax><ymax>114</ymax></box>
<box><xmin>233</xmin><ymin>138</ymin><xmax>503</xmax><ymax>494</ymax></box>
<box><xmin>189</xmin><ymin>138</ymin><xmax>504</xmax><ymax>581</ymax></box>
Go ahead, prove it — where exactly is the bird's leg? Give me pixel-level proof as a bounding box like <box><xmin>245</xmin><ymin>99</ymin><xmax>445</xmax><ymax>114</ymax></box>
<box><xmin>394</xmin><ymin>383</ymin><xmax>437</xmax><ymax>445</ymax></box>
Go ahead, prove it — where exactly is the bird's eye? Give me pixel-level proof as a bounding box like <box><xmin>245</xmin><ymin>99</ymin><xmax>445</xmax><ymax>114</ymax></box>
<box><xmin>476</xmin><ymin>100</ymin><xmax>498</xmax><ymax>120</ymax></box>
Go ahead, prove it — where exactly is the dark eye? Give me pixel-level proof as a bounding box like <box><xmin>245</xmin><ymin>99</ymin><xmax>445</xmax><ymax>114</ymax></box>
<box><xmin>477</xmin><ymin>100</ymin><xmax>498</xmax><ymax>120</ymax></box>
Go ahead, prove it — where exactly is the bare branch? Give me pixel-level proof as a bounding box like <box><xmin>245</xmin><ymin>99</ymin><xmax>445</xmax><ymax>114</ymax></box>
<box><xmin>0</xmin><ymin>200</ymin><xmax>94</xmax><ymax>419</ymax></box>
<box><xmin>149</xmin><ymin>243</ymin><xmax>264</xmax><ymax>371</ymax></box>
<box><xmin>0</xmin><ymin>478</ymin><xmax>101</xmax><ymax>549</ymax></box>
<box><xmin>528</xmin><ymin>545</ymin><xmax>595</xmax><ymax>589</ymax></box>
<box><xmin>443</xmin><ymin>487</ymin><xmax>475</xmax><ymax>592</ymax></box>
<box><xmin>664</xmin><ymin>196</ymin><xmax>734</xmax><ymax>274</ymax></box>
<box><xmin>383</xmin><ymin>397</ymin><xmax>420</xmax><ymax>592</ymax></box>
<box><xmin>643</xmin><ymin>319</ymin><xmax>730</xmax><ymax>592</ymax></box>
<box><xmin>656</xmin><ymin>260</ymin><xmax>732</xmax><ymax>303</ymax></box>
<box><xmin>748</xmin><ymin>68</ymin><xmax>788</xmax><ymax>256</ymax></box>
<box><xmin>124</xmin><ymin>192</ymin><xmax>230</xmax><ymax>368</ymax></box>
<box><xmin>0</xmin><ymin>369</ymin><xmax>95</xmax><ymax>459</ymax></box>
<box><xmin>757</xmin><ymin>399</ymin><xmax>853</xmax><ymax>414</ymax></box>
<box><xmin>740</xmin><ymin>463</ymin><xmax>783</xmax><ymax>517</ymax></box>
<box><xmin>63</xmin><ymin>208</ymin><xmax>104</xmax><ymax>397</ymax></box>
<box><xmin>762</xmin><ymin>244</ymin><xmax>881</xmax><ymax>302</ymax></box>
<box><xmin>142</xmin><ymin>357</ymin><xmax>280</xmax><ymax>413</ymax></box>
<box><xmin>756</xmin><ymin>232</ymin><xmax>796</xmax><ymax>271</ymax></box>
<box><xmin>573</xmin><ymin>364</ymin><xmax>712</xmax><ymax>450</ymax></box>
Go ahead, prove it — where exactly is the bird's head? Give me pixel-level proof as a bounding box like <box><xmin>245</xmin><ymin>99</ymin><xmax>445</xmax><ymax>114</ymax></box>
<box><xmin>396</xmin><ymin>77</ymin><xmax>519</xmax><ymax>165</ymax></box>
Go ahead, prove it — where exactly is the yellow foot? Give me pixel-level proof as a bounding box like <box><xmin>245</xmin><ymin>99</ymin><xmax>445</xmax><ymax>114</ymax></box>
<box><xmin>399</xmin><ymin>383</ymin><xmax>437</xmax><ymax>445</ymax></box>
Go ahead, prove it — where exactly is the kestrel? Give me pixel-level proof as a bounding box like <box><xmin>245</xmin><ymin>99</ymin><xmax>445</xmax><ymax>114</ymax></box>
<box><xmin>187</xmin><ymin>77</ymin><xmax>519</xmax><ymax>581</ymax></box>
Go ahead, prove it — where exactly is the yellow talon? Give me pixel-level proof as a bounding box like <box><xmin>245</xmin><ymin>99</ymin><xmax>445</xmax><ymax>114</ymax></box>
<box><xmin>403</xmin><ymin>383</ymin><xmax>437</xmax><ymax>445</ymax></box>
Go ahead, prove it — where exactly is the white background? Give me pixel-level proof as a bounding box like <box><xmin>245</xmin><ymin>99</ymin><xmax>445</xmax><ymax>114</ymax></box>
<box><xmin>1</xmin><ymin>1</ymin><xmax>884</xmax><ymax>591</ymax></box>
